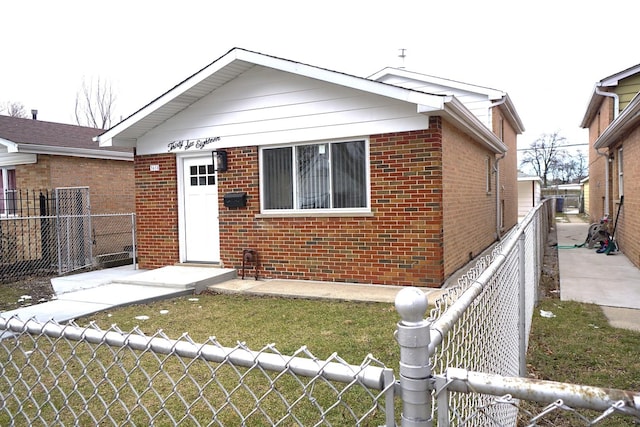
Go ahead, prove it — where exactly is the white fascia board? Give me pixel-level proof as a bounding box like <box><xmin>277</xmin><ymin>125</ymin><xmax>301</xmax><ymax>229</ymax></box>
<box><xmin>17</xmin><ymin>144</ymin><xmax>133</xmax><ymax>161</ymax></box>
<box><xmin>579</xmin><ymin>86</ymin><xmax>601</xmax><ymax>129</ymax></box>
<box><xmin>236</xmin><ymin>50</ymin><xmax>448</xmax><ymax>109</ymax></box>
<box><xmin>443</xmin><ymin>97</ymin><xmax>507</xmax><ymax>153</ymax></box>
<box><xmin>0</xmin><ymin>137</ymin><xmax>19</xmax><ymax>153</ymax></box>
<box><xmin>494</xmin><ymin>94</ymin><xmax>525</xmax><ymax>134</ymax></box>
<box><xmin>369</xmin><ymin>67</ymin><xmax>506</xmax><ymax>99</ymax></box>
<box><xmin>0</xmin><ymin>153</ymin><xmax>37</xmax><ymax>167</ymax></box>
<box><xmin>593</xmin><ymin>92</ymin><xmax>640</xmax><ymax>149</ymax></box>
<box><xmin>599</xmin><ymin>63</ymin><xmax>640</xmax><ymax>87</ymax></box>
<box><xmin>97</xmin><ymin>52</ymin><xmax>241</xmax><ymax>147</ymax></box>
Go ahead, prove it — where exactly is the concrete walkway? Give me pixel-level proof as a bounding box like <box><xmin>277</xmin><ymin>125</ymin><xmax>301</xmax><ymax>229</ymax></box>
<box><xmin>556</xmin><ymin>214</ymin><xmax>640</xmax><ymax>331</ymax></box>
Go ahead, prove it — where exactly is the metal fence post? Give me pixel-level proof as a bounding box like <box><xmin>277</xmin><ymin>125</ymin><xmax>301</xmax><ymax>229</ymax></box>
<box><xmin>131</xmin><ymin>213</ymin><xmax>137</xmax><ymax>270</ymax></box>
<box><xmin>395</xmin><ymin>287</ymin><xmax>432</xmax><ymax>427</ymax></box>
<box><xmin>518</xmin><ymin>232</ymin><xmax>527</xmax><ymax>377</ymax></box>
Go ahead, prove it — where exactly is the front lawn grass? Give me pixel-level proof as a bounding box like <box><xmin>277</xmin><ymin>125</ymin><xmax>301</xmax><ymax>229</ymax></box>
<box><xmin>1</xmin><ymin>292</ymin><xmax>401</xmax><ymax>426</ymax></box>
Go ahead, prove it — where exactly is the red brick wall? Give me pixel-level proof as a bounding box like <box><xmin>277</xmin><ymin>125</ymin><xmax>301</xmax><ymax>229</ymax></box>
<box><xmin>136</xmin><ymin>119</ymin><xmax>511</xmax><ymax>286</ymax></box>
<box><xmin>216</xmin><ymin>122</ymin><xmax>444</xmax><ymax>287</ymax></box>
<box><xmin>134</xmin><ymin>154</ymin><xmax>180</xmax><ymax>269</ymax></box>
<box><xmin>442</xmin><ymin>119</ymin><xmax>499</xmax><ymax>277</ymax></box>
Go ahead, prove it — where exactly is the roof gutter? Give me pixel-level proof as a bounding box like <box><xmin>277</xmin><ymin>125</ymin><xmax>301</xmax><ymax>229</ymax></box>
<box><xmin>14</xmin><ymin>144</ymin><xmax>133</xmax><ymax>161</ymax></box>
<box><xmin>440</xmin><ymin>96</ymin><xmax>508</xmax><ymax>153</ymax></box>
<box><xmin>595</xmin><ymin>85</ymin><xmax>619</xmax><ymax>121</ymax></box>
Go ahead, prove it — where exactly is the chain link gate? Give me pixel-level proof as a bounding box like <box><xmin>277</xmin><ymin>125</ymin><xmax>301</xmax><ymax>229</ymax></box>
<box><xmin>55</xmin><ymin>187</ymin><xmax>92</xmax><ymax>275</ymax></box>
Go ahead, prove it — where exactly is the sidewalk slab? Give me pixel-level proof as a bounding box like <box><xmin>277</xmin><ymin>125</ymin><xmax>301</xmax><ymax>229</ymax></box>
<box><xmin>557</xmin><ymin>220</ymin><xmax>640</xmax><ymax>310</ymax></box>
<box><xmin>51</xmin><ymin>265</ymin><xmax>145</xmax><ymax>295</ymax></box>
<box><xmin>2</xmin><ymin>284</ymin><xmax>191</xmax><ymax>323</ymax></box>
<box><xmin>115</xmin><ymin>265</ymin><xmax>237</xmax><ymax>293</ymax></box>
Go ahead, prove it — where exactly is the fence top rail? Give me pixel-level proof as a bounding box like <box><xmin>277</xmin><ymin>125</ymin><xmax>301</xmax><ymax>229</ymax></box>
<box><xmin>0</xmin><ymin>315</ymin><xmax>390</xmax><ymax>390</ymax></box>
<box><xmin>426</xmin><ymin>199</ymin><xmax>552</xmax><ymax>355</ymax></box>
<box><xmin>443</xmin><ymin>367</ymin><xmax>640</xmax><ymax>416</ymax></box>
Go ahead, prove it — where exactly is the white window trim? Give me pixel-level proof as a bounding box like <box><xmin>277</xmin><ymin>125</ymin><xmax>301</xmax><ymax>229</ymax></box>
<box><xmin>486</xmin><ymin>156</ymin><xmax>492</xmax><ymax>194</ymax></box>
<box><xmin>1</xmin><ymin>167</ymin><xmax>17</xmax><ymax>217</ymax></box>
<box><xmin>618</xmin><ymin>147</ymin><xmax>623</xmax><ymax>197</ymax></box>
<box><xmin>259</xmin><ymin>138</ymin><xmax>371</xmax><ymax>215</ymax></box>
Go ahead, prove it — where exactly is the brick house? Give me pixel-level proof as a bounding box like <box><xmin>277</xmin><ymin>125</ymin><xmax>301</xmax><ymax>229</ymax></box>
<box><xmin>580</xmin><ymin>63</ymin><xmax>640</xmax><ymax>269</ymax></box>
<box><xmin>98</xmin><ymin>48</ymin><xmax>523</xmax><ymax>287</ymax></box>
<box><xmin>0</xmin><ymin>115</ymin><xmax>134</xmax><ymax>214</ymax></box>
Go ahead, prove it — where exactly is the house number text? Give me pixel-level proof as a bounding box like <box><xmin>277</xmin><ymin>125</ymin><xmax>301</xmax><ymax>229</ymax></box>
<box><xmin>168</xmin><ymin>136</ymin><xmax>221</xmax><ymax>152</ymax></box>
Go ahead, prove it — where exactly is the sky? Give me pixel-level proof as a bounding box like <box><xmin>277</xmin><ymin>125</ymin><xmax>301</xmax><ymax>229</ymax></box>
<box><xmin>1</xmin><ymin>0</ymin><xmax>638</xmax><ymax>158</ymax></box>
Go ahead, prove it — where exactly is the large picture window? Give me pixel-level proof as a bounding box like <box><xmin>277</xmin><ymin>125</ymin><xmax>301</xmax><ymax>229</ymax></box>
<box><xmin>261</xmin><ymin>140</ymin><xmax>369</xmax><ymax>213</ymax></box>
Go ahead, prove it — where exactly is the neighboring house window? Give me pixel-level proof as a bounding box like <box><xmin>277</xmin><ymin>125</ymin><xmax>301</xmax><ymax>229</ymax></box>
<box><xmin>0</xmin><ymin>168</ymin><xmax>17</xmax><ymax>215</ymax></box>
<box><xmin>260</xmin><ymin>140</ymin><xmax>369</xmax><ymax>213</ymax></box>
<box><xmin>618</xmin><ymin>147</ymin><xmax>623</xmax><ymax>197</ymax></box>
<box><xmin>486</xmin><ymin>156</ymin><xmax>492</xmax><ymax>193</ymax></box>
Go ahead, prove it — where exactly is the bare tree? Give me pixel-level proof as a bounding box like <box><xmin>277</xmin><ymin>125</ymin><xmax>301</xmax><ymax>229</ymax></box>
<box><xmin>74</xmin><ymin>77</ymin><xmax>116</xmax><ymax>129</ymax></box>
<box><xmin>2</xmin><ymin>101</ymin><xmax>28</xmax><ymax>118</ymax></box>
<box><xmin>520</xmin><ymin>132</ymin><xmax>567</xmax><ymax>187</ymax></box>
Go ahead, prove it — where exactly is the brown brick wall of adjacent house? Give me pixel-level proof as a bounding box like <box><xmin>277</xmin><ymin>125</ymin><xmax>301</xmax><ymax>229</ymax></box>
<box><xmin>588</xmin><ymin>97</ymin><xmax>613</xmax><ymax>221</ymax></box>
<box><xmin>216</xmin><ymin>121</ymin><xmax>445</xmax><ymax>287</ymax></box>
<box><xmin>49</xmin><ymin>156</ymin><xmax>135</xmax><ymax>213</ymax></box>
<box><xmin>492</xmin><ymin>106</ymin><xmax>519</xmax><ymax>232</ymax></box>
<box><xmin>134</xmin><ymin>154</ymin><xmax>180</xmax><ymax>269</ymax></box>
<box><xmin>442</xmin><ymin>119</ymin><xmax>499</xmax><ymax>278</ymax></box>
<box><xmin>610</xmin><ymin>129</ymin><xmax>640</xmax><ymax>269</ymax></box>
<box><xmin>15</xmin><ymin>154</ymin><xmax>134</xmax><ymax>214</ymax></box>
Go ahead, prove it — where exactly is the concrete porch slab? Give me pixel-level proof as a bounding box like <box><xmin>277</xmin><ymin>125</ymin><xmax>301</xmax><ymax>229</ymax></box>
<box><xmin>114</xmin><ymin>265</ymin><xmax>237</xmax><ymax>293</ymax></box>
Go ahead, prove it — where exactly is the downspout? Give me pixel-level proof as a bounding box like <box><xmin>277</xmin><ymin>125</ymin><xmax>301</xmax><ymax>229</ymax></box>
<box><xmin>594</xmin><ymin>86</ymin><xmax>619</xmax><ymax>218</ymax></box>
<box><xmin>491</xmin><ymin>97</ymin><xmax>507</xmax><ymax>240</ymax></box>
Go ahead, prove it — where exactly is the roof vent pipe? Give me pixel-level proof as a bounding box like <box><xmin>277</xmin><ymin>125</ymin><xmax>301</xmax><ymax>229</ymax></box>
<box><xmin>31</xmin><ymin>109</ymin><xmax>38</xmax><ymax>120</ymax></box>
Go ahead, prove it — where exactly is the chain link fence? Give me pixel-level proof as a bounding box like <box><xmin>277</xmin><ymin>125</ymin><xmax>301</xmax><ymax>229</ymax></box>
<box><xmin>2</xmin><ymin>198</ymin><xmax>640</xmax><ymax>426</ymax></box>
<box><xmin>0</xmin><ymin>316</ymin><xmax>395</xmax><ymax>426</ymax></box>
<box><xmin>0</xmin><ymin>213</ymin><xmax>135</xmax><ymax>282</ymax></box>
<box><xmin>395</xmin><ymin>199</ymin><xmax>640</xmax><ymax>426</ymax></box>
<box><xmin>1</xmin><ymin>188</ymin><xmax>136</xmax><ymax>281</ymax></box>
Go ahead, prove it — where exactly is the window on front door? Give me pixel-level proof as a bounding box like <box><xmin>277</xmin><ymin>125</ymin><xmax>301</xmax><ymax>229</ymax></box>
<box><xmin>260</xmin><ymin>139</ymin><xmax>369</xmax><ymax>213</ymax></box>
<box><xmin>189</xmin><ymin>164</ymin><xmax>216</xmax><ymax>186</ymax></box>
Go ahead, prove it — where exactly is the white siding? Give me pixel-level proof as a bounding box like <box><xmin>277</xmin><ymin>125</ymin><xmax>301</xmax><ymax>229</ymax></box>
<box><xmin>373</xmin><ymin>74</ymin><xmax>495</xmax><ymax>130</ymax></box>
<box><xmin>518</xmin><ymin>179</ymin><xmax>541</xmax><ymax>217</ymax></box>
<box><xmin>136</xmin><ymin>66</ymin><xmax>430</xmax><ymax>155</ymax></box>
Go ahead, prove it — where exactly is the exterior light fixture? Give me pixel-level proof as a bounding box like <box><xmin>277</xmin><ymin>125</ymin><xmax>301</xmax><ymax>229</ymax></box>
<box><xmin>212</xmin><ymin>150</ymin><xmax>228</xmax><ymax>172</ymax></box>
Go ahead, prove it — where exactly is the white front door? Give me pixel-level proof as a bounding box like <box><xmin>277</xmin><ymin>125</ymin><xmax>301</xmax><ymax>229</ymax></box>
<box><xmin>182</xmin><ymin>156</ymin><xmax>220</xmax><ymax>262</ymax></box>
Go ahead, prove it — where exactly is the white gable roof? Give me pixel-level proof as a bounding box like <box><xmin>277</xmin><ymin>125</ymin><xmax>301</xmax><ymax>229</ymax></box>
<box><xmin>369</xmin><ymin>67</ymin><xmax>524</xmax><ymax>134</ymax></box>
<box><xmin>97</xmin><ymin>48</ymin><xmax>508</xmax><ymax>154</ymax></box>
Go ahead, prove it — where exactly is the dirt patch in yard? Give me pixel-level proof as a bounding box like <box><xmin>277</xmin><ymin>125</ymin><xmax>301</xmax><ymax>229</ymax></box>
<box><xmin>0</xmin><ymin>276</ymin><xmax>56</xmax><ymax>312</ymax></box>
<box><xmin>538</xmin><ymin>224</ymin><xmax>560</xmax><ymax>300</ymax></box>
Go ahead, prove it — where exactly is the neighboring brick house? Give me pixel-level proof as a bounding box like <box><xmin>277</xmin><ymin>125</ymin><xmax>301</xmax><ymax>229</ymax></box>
<box><xmin>580</xmin><ymin>63</ymin><xmax>640</xmax><ymax>269</ymax></box>
<box><xmin>0</xmin><ymin>115</ymin><xmax>134</xmax><ymax>214</ymax></box>
<box><xmin>98</xmin><ymin>48</ymin><xmax>524</xmax><ymax>287</ymax></box>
